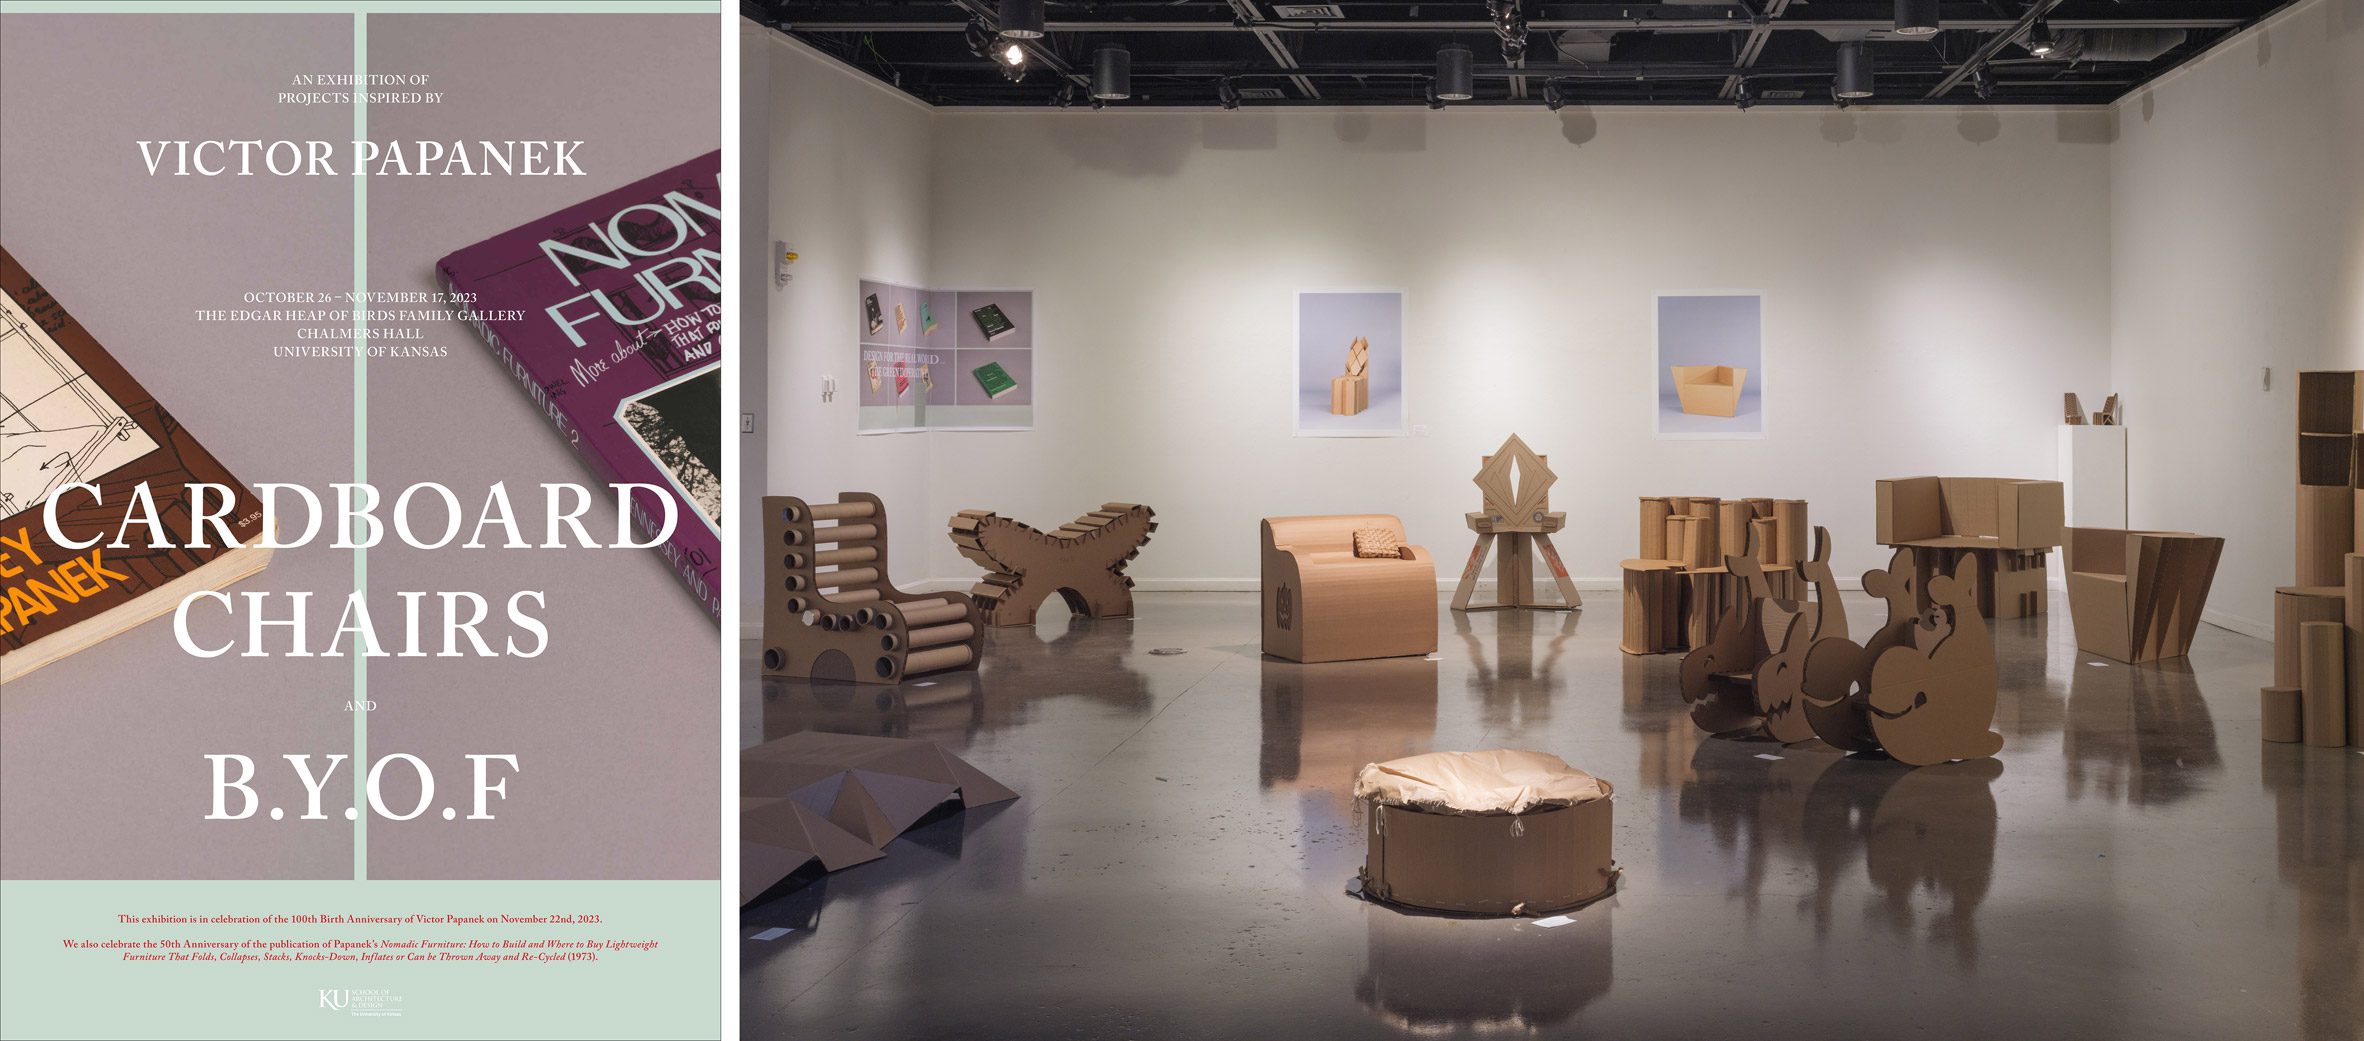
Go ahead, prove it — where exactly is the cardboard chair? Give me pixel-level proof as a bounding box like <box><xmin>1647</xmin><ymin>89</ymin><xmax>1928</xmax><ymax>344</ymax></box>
<box><xmin>1262</xmin><ymin>514</ymin><xmax>1437</xmax><ymax>663</ymax></box>
<box><xmin>1875</xmin><ymin>476</ymin><xmax>2066</xmax><ymax>619</ymax></box>
<box><xmin>1452</xmin><ymin>434</ymin><xmax>1581</xmax><ymax>612</ymax></box>
<box><xmin>948</xmin><ymin>503</ymin><xmax>1157</xmax><ymax>627</ymax></box>
<box><xmin>2062</xmin><ymin>527</ymin><xmax>2225</xmax><ymax>664</ymax></box>
<box><xmin>1619</xmin><ymin>495</ymin><xmax>1806</xmax><ymax>655</ymax></box>
<box><xmin>762</xmin><ymin>494</ymin><xmax>986</xmax><ymax>685</ymax></box>
<box><xmin>1670</xmin><ymin>364</ymin><xmax>1747</xmax><ymax>417</ymax></box>
<box><xmin>1331</xmin><ymin>336</ymin><xmax>1371</xmax><ymax>416</ymax></box>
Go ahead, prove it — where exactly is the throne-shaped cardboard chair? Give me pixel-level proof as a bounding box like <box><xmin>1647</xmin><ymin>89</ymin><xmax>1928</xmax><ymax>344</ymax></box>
<box><xmin>1451</xmin><ymin>434</ymin><xmax>1581</xmax><ymax>612</ymax></box>
<box><xmin>1262</xmin><ymin>514</ymin><xmax>1437</xmax><ymax>663</ymax></box>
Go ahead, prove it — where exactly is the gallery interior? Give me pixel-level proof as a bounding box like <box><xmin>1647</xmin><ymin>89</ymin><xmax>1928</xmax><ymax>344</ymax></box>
<box><xmin>737</xmin><ymin>0</ymin><xmax>2361</xmax><ymax>1036</ymax></box>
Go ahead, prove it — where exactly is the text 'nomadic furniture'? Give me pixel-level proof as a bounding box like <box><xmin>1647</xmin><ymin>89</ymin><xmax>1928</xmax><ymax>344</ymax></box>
<box><xmin>763</xmin><ymin>494</ymin><xmax>984</xmax><ymax>684</ymax></box>
<box><xmin>948</xmin><ymin>503</ymin><xmax>1156</xmax><ymax>627</ymax></box>
<box><xmin>1262</xmin><ymin>514</ymin><xmax>1436</xmax><ymax>663</ymax></box>
<box><xmin>1451</xmin><ymin>434</ymin><xmax>1580</xmax><ymax>612</ymax></box>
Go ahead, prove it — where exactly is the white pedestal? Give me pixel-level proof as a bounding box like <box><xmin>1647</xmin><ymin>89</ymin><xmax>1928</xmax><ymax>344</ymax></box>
<box><xmin>2059</xmin><ymin>425</ymin><xmax>2128</xmax><ymax>529</ymax></box>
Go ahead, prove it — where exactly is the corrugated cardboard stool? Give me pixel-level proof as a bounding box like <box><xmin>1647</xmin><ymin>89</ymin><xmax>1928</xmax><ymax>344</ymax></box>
<box><xmin>1355</xmin><ymin>750</ymin><xmax>1615</xmax><ymax>916</ymax></box>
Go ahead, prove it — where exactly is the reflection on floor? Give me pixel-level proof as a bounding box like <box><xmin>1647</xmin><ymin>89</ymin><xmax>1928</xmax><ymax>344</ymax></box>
<box><xmin>740</xmin><ymin>591</ymin><xmax>2358</xmax><ymax>1040</ymax></box>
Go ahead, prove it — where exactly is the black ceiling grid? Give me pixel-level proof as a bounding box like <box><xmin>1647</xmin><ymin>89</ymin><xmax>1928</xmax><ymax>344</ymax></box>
<box><xmin>755</xmin><ymin>0</ymin><xmax>2295</xmax><ymax>108</ymax></box>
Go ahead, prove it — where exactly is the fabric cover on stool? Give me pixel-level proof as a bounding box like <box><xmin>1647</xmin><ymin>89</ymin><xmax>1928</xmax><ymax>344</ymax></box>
<box><xmin>1355</xmin><ymin>750</ymin><xmax>1615</xmax><ymax>916</ymax></box>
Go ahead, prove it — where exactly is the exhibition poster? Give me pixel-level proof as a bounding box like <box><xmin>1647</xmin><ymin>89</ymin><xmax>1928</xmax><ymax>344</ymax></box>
<box><xmin>856</xmin><ymin>280</ymin><xmax>1035</xmax><ymax>433</ymax></box>
<box><xmin>0</xmin><ymin>4</ymin><xmax>726</xmax><ymax>1038</ymax></box>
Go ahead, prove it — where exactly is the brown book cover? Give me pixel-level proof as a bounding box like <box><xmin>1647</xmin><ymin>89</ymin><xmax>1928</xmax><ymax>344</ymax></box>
<box><xmin>0</xmin><ymin>245</ymin><xmax>269</xmax><ymax>680</ymax></box>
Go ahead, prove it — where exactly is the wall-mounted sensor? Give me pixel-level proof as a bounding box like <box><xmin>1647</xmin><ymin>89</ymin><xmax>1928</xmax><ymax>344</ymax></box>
<box><xmin>776</xmin><ymin>241</ymin><xmax>798</xmax><ymax>287</ymax></box>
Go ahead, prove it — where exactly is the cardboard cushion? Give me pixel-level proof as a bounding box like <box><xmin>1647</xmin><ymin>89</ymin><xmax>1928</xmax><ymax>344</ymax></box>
<box><xmin>1355</xmin><ymin>750</ymin><xmax>1607</xmax><ymax>816</ymax></box>
<box><xmin>1352</xmin><ymin>527</ymin><xmax>1405</xmax><ymax>559</ymax></box>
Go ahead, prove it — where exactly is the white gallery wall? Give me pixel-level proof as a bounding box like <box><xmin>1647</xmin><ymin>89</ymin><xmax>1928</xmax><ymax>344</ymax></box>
<box><xmin>2109</xmin><ymin>0</ymin><xmax>2364</xmax><ymax>634</ymax></box>
<box><xmin>759</xmin><ymin>0</ymin><xmax>2362</xmax><ymax>635</ymax></box>
<box><xmin>757</xmin><ymin>34</ymin><xmax>938</xmax><ymax>603</ymax></box>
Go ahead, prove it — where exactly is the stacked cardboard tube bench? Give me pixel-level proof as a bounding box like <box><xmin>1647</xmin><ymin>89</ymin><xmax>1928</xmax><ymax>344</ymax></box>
<box><xmin>764</xmin><ymin>493</ymin><xmax>984</xmax><ymax>684</ymax></box>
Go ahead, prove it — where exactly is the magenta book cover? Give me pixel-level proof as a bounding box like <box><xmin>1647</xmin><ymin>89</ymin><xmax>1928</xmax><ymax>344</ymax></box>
<box><xmin>437</xmin><ymin>151</ymin><xmax>723</xmax><ymax>620</ymax></box>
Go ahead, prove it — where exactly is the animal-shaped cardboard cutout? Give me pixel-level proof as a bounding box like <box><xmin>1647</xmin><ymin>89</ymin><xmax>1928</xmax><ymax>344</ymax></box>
<box><xmin>949</xmin><ymin>503</ymin><xmax>1157</xmax><ymax>627</ymax></box>
<box><xmin>1679</xmin><ymin>527</ymin><xmax>1776</xmax><ymax>735</ymax></box>
<box><xmin>1754</xmin><ymin>526</ymin><xmax>1849</xmax><ymax>744</ymax></box>
<box><xmin>1797</xmin><ymin>548</ymin><xmax>1920</xmax><ymax>754</ymax></box>
<box><xmin>1865</xmin><ymin>558</ymin><xmax>2005</xmax><ymax>765</ymax></box>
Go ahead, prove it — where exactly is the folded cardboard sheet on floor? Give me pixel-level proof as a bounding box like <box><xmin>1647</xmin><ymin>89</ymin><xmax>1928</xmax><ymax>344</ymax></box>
<box><xmin>740</xmin><ymin>732</ymin><xmax>1017</xmax><ymax>905</ymax></box>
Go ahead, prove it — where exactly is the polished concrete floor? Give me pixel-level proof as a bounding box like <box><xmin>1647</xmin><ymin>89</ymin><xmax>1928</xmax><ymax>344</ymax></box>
<box><xmin>740</xmin><ymin>592</ymin><xmax>2359</xmax><ymax>1040</ymax></box>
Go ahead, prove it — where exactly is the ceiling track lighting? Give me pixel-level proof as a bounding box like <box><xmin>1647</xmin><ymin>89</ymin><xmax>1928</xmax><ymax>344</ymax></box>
<box><xmin>964</xmin><ymin>19</ymin><xmax>994</xmax><ymax>60</ymax></box>
<box><xmin>1542</xmin><ymin>80</ymin><xmax>1565</xmax><ymax>111</ymax></box>
<box><xmin>1833</xmin><ymin>40</ymin><xmax>1874</xmax><ymax>100</ymax></box>
<box><xmin>1425</xmin><ymin>85</ymin><xmax>1445</xmax><ymax>110</ymax></box>
<box><xmin>2024</xmin><ymin>18</ymin><xmax>2057</xmax><ymax>57</ymax></box>
<box><xmin>997</xmin><ymin>39</ymin><xmax>1028</xmax><ymax>83</ymax></box>
<box><xmin>1733</xmin><ymin>78</ymin><xmax>1755</xmax><ymax>111</ymax></box>
<box><xmin>1491</xmin><ymin>0</ymin><xmax>1528</xmax><ymax>63</ymax></box>
<box><xmin>1217</xmin><ymin>78</ymin><xmax>1241</xmax><ymax>110</ymax></box>
<box><xmin>1893</xmin><ymin>0</ymin><xmax>1941</xmax><ymax>37</ymax></box>
<box><xmin>997</xmin><ymin>0</ymin><xmax>1044</xmax><ymax>40</ymax></box>
<box><xmin>1434</xmin><ymin>44</ymin><xmax>1474</xmax><ymax>102</ymax></box>
<box><xmin>1973</xmin><ymin>68</ymin><xmax>1994</xmax><ymax>99</ymax></box>
<box><xmin>1091</xmin><ymin>44</ymin><xmax>1131</xmax><ymax>101</ymax></box>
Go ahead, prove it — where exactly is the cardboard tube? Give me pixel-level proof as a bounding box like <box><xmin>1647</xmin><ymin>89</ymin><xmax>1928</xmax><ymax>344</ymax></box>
<box><xmin>1718</xmin><ymin>503</ymin><xmax>1752</xmax><ymax>561</ymax></box>
<box><xmin>2276</xmin><ymin>589</ymin><xmax>2346</xmax><ymax>688</ymax></box>
<box><xmin>814</xmin><ymin>546</ymin><xmax>877</xmax><ymax>567</ymax></box>
<box><xmin>831</xmin><ymin>588</ymin><xmax>881</xmax><ymax>605</ymax></box>
<box><xmin>907</xmin><ymin>622</ymin><xmax>976</xmax><ymax>649</ymax></box>
<box><xmin>2261</xmin><ymin>686</ymin><xmax>2304</xmax><ymax>743</ymax></box>
<box><xmin>1746</xmin><ymin>497</ymin><xmax>1773</xmax><ymax>518</ymax></box>
<box><xmin>783</xmin><ymin>573</ymin><xmax>808</xmax><ymax>592</ymax></box>
<box><xmin>901</xmin><ymin>644</ymin><xmax>974</xmax><ymax>674</ymax></box>
<box><xmin>782</xmin><ymin>596</ymin><xmax>808</xmax><ymax>614</ymax></box>
<box><xmin>2297</xmin><ymin>484</ymin><xmax>2354</xmax><ymax>586</ymax></box>
<box><xmin>813</xmin><ymin>523</ymin><xmax>878</xmax><ymax>544</ymax></box>
<box><xmin>818</xmin><ymin>567</ymin><xmax>879</xmax><ymax>589</ymax></box>
<box><xmin>808</xmin><ymin>500</ymin><xmax>876</xmax><ymax>521</ymax></box>
<box><xmin>1751</xmin><ymin>517</ymin><xmax>1780</xmax><ymax>565</ymax></box>
<box><xmin>2348</xmin><ymin>554</ymin><xmax>2364</xmax><ymax>746</ymax></box>
<box><xmin>899</xmin><ymin>601</ymin><xmax>967</xmax><ymax>627</ymax></box>
<box><xmin>1774</xmin><ymin>500</ymin><xmax>1808</xmax><ymax>566</ymax></box>
<box><xmin>1639</xmin><ymin>499</ymin><xmax>1671</xmax><ymax>559</ymax></box>
<box><xmin>2301</xmin><ymin>621</ymin><xmax>2347</xmax><ymax>747</ymax></box>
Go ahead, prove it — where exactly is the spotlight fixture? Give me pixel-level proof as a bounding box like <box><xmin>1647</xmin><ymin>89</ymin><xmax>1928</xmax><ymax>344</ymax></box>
<box><xmin>1425</xmin><ymin>85</ymin><xmax>1445</xmax><ymax>110</ymax></box>
<box><xmin>1491</xmin><ymin>0</ymin><xmax>1528</xmax><ymax>63</ymax></box>
<box><xmin>964</xmin><ymin>19</ymin><xmax>995</xmax><ymax>59</ymax></box>
<box><xmin>1973</xmin><ymin>68</ymin><xmax>1994</xmax><ymax>99</ymax></box>
<box><xmin>1055</xmin><ymin>83</ymin><xmax>1075</xmax><ymax>109</ymax></box>
<box><xmin>1734</xmin><ymin>78</ymin><xmax>1756</xmax><ymax>111</ymax></box>
<box><xmin>1542</xmin><ymin>80</ymin><xmax>1565</xmax><ymax>111</ymax></box>
<box><xmin>1435</xmin><ymin>44</ymin><xmax>1474</xmax><ymax>102</ymax></box>
<box><xmin>1217</xmin><ymin>78</ymin><xmax>1241</xmax><ymax>110</ymax></box>
<box><xmin>998</xmin><ymin>0</ymin><xmax>1045</xmax><ymax>40</ymax></box>
<box><xmin>997</xmin><ymin>40</ymin><xmax>1028</xmax><ymax>83</ymax></box>
<box><xmin>2024</xmin><ymin>19</ymin><xmax>2056</xmax><ymax>57</ymax></box>
<box><xmin>1091</xmin><ymin>44</ymin><xmax>1131</xmax><ymax>101</ymax></box>
<box><xmin>1834</xmin><ymin>40</ymin><xmax>1874</xmax><ymax>99</ymax></box>
<box><xmin>1893</xmin><ymin>0</ymin><xmax>1940</xmax><ymax>37</ymax></box>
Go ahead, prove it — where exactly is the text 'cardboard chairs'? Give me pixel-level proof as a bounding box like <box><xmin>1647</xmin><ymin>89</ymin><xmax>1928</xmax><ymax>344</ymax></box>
<box><xmin>763</xmin><ymin>494</ymin><xmax>985</xmax><ymax>685</ymax></box>
<box><xmin>2266</xmin><ymin>371</ymin><xmax>2364</xmax><ymax>747</ymax></box>
<box><xmin>1262</xmin><ymin>514</ymin><xmax>1437</xmax><ymax>663</ymax></box>
<box><xmin>1452</xmin><ymin>434</ymin><xmax>1581</xmax><ymax>612</ymax></box>
<box><xmin>1331</xmin><ymin>336</ymin><xmax>1370</xmax><ymax>416</ymax></box>
<box><xmin>948</xmin><ymin>503</ymin><xmax>1156</xmax><ymax>627</ymax></box>
<box><xmin>1670</xmin><ymin>364</ymin><xmax>1747</xmax><ymax>417</ymax></box>
<box><xmin>1619</xmin><ymin>495</ymin><xmax>1808</xmax><ymax>655</ymax></box>
<box><xmin>2062</xmin><ymin>527</ymin><xmax>2224</xmax><ymax>664</ymax></box>
<box><xmin>740</xmin><ymin>731</ymin><xmax>1016</xmax><ymax>905</ymax></box>
<box><xmin>1875</xmin><ymin>476</ymin><xmax>2065</xmax><ymax>620</ymax></box>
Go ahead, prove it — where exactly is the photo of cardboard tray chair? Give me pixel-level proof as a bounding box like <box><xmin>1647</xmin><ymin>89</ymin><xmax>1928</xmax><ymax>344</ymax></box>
<box><xmin>1670</xmin><ymin>364</ymin><xmax>1747</xmax><ymax>417</ymax></box>
<box><xmin>1262</xmin><ymin>514</ymin><xmax>1438</xmax><ymax>663</ymax></box>
<box><xmin>1875</xmin><ymin>476</ymin><xmax>2065</xmax><ymax>619</ymax></box>
<box><xmin>2062</xmin><ymin>527</ymin><xmax>2224</xmax><ymax>664</ymax></box>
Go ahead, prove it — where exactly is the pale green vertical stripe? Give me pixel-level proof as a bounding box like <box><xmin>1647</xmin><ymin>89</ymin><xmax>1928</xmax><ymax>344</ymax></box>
<box><xmin>350</xmin><ymin>11</ymin><xmax>369</xmax><ymax>883</ymax></box>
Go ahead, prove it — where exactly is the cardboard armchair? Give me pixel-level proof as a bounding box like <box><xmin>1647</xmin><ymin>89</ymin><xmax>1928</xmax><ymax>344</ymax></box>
<box><xmin>2062</xmin><ymin>527</ymin><xmax>2224</xmax><ymax>663</ymax></box>
<box><xmin>1262</xmin><ymin>515</ymin><xmax>1438</xmax><ymax>663</ymax></box>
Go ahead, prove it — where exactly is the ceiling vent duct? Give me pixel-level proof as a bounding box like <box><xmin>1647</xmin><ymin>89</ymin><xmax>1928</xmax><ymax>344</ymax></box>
<box><xmin>2069</xmin><ymin>28</ymin><xmax>2189</xmax><ymax>63</ymax></box>
<box><xmin>1235</xmin><ymin>86</ymin><xmax>1287</xmax><ymax>100</ymax></box>
<box><xmin>1270</xmin><ymin>4</ymin><xmax>1345</xmax><ymax>18</ymax></box>
<box><xmin>1554</xmin><ymin>30</ymin><xmax>1614</xmax><ymax>64</ymax></box>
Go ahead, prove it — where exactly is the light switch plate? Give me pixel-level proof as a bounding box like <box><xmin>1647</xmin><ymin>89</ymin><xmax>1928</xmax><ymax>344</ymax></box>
<box><xmin>740</xmin><ymin>412</ymin><xmax>754</xmax><ymax>434</ymax></box>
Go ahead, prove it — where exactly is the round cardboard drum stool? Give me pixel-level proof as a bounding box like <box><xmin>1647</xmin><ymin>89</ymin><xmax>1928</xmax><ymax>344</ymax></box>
<box><xmin>1354</xmin><ymin>750</ymin><xmax>1616</xmax><ymax>916</ymax></box>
